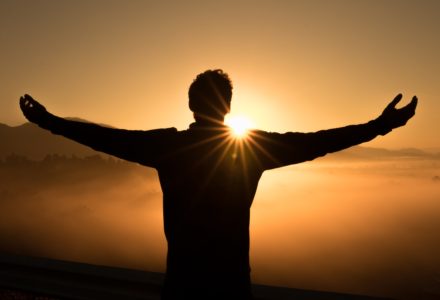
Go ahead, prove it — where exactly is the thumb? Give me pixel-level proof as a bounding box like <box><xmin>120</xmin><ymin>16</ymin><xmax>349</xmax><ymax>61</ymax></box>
<box><xmin>386</xmin><ymin>93</ymin><xmax>403</xmax><ymax>110</ymax></box>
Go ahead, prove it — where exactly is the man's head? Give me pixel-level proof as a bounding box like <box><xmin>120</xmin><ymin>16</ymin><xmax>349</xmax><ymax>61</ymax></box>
<box><xmin>189</xmin><ymin>69</ymin><xmax>233</xmax><ymax>123</ymax></box>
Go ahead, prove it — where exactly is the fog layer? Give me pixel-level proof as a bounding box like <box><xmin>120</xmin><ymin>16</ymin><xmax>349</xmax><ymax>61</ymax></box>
<box><xmin>0</xmin><ymin>155</ymin><xmax>439</xmax><ymax>299</ymax></box>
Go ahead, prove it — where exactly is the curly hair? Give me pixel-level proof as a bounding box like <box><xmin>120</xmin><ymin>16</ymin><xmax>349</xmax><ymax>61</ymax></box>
<box><xmin>188</xmin><ymin>69</ymin><xmax>233</xmax><ymax>118</ymax></box>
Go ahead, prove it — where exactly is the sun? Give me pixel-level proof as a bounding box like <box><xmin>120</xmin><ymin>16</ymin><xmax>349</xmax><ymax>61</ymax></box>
<box><xmin>225</xmin><ymin>115</ymin><xmax>254</xmax><ymax>138</ymax></box>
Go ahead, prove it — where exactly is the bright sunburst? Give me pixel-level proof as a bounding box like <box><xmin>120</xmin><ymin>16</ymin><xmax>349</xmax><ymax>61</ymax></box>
<box><xmin>225</xmin><ymin>115</ymin><xmax>254</xmax><ymax>138</ymax></box>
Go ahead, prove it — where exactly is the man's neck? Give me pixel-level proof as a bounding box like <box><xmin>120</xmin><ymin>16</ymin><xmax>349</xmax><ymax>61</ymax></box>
<box><xmin>192</xmin><ymin>115</ymin><xmax>225</xmax><ymax>127</ymax></box>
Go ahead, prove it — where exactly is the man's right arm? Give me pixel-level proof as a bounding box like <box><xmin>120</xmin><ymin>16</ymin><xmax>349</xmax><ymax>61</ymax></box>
<box><xmin>19</xmin><ymin>94</ymin><xmax>175</xmax><ymax>167</ymax></box>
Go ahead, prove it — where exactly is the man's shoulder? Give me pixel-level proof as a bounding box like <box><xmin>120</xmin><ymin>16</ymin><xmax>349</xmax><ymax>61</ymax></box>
<box><xmin>127</xmin><ymin>127</ymin><xmax>179</xmax><ymax>144</ymax></box>
<box><xmin>151</xmin><ymin>127</ymin><xmax>178</xmax><ymax>133</ymax></box>
<box><xmin>248</xmin><ymin>128</ymin><xmax>283</xmax><ymax>139</ymax></box>
<box><xmin>137</xmin><ymin>127</ymin><xmax>178</xmax><ymax>136</ymax></box>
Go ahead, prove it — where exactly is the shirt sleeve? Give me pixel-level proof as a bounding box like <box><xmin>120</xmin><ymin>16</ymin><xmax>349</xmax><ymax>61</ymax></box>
<box><xmin>39</xmin><ymin>113</ymin><xmax>177</xmax><ymax>168</ymax></box>
<box><xmin>247</xmin><ymin>118</ymin><xmax>387</xmax><ymax>170</ymax></box>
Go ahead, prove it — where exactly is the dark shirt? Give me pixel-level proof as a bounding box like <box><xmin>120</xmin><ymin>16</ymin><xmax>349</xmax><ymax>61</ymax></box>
<box><xmin>40</xmin><ymin>115</ymin><xmax>385</xmax><ymax>299</ymax></box>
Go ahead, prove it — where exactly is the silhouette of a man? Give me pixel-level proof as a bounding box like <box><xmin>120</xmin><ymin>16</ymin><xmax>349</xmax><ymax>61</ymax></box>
<box><xmin>20</xmin><ymin>69</ymin><xmax>417</xmax><ymax>299</ymax></box>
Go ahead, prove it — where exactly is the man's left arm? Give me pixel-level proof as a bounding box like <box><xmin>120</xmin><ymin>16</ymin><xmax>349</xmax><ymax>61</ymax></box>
<box><xmin>252</xmin><ymin>94</ymin><xmax>418</xmax><ymax>169</ymax></box>
<box><xmin>302</xmin><ymin>93</ymin><xmax>417</xmax><ymax>155</ymax></box>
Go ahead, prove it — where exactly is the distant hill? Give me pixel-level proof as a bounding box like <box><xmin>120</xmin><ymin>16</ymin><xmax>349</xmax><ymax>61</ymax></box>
<box><xmin>0</xmin><ymin>122</ymin><xmax>100</xmax><ymax>160</ymax></box>
<box><xmin>324</xmin><ymin>145</ymin><xmax>440</xmax><ymax>161</ymax></box>
<box><xmin>1</xmin><ymin>121</ymin><xmax>438</xmax><ymax>161</ymax></box>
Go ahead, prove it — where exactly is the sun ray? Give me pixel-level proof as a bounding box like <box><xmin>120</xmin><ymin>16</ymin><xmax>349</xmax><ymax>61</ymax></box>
<box><xmin>246</xmin><ymin>131</ymin><xmax>282</xmax><ymax>168</ymax></box>
<box><xmin>236</xmin><ymin>138</ymin><xmax>252</xmax><ymax>192</ymax></box>
<box><xmin>194</xmin><ymin>137</ymin><xmax>236</xmax><ymax>199</ymax></box>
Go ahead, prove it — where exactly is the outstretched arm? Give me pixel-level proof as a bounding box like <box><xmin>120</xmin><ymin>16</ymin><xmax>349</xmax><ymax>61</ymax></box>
<box><xmin>19</xmin><ymin>94</ymin><xmax>175</xmax><ymax>167</ymax></box>
<box><xmin>251</xmin><ymin>94</ymin><xmax>418</xmax><ymax>169</ymax></box>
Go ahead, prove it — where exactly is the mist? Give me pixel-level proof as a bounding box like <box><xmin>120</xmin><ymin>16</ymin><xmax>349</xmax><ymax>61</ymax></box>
<box><xmin>251</xmin><ymin>158</ymin><xmax>440</xmax><ymax>299</ymax></box>
<box><xmin>0</xmin><ymin>154</ymin><xmax>439</xmax><ymax>299</ymax></box>
<box><xmin>0</xmin><ymin>156</ymin><xmax>166</xmax><ymax>271</ymax></box>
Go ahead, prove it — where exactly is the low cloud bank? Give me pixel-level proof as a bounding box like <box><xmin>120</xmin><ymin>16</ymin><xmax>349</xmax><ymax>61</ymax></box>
<box><xmin>1</xmin><ymin>156</ymin><xmax>439</xmax><ymax>299</ymax></box>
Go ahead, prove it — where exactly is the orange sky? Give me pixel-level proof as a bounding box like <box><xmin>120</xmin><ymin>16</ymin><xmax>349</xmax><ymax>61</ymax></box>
<box><xmin>1</xmin><ymin>0</ymin><xmax>439</xmax><ymax>149</ymax></box>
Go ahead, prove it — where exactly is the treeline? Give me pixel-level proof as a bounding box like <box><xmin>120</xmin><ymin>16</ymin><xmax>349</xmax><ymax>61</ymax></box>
<box><xmin>0</xmin><ymin>153</ymin><xmax>155</xmax><ymax>179</ymax></box>
<box><xmin>0</xmin><ymin>153</ymin><xmax>130</xmax><ymax>167</ymax></box>
<box><xmin>0</xmin><ymin>153</ymin><xmax>157</xmax><ymax>187</ymax></box>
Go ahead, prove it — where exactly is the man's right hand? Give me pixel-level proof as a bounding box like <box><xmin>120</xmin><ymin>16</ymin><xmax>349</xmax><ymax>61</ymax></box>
<box><xmin>19</xmin><ymin>94</ymin><xmax>49</xmax><ymax>125</ymax></box>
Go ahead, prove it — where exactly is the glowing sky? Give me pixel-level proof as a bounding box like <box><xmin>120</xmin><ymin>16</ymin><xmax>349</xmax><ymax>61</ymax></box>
<box><xmin>1</xmin><ymin>0</ymin><xmax>439</xmax><ymax>148</ymax></box>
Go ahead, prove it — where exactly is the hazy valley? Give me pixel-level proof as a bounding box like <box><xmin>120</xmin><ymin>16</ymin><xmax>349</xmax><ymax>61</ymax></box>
<box><xmin>1</xmin><ymin>122</ymin><xmax>439</xmax><ymax>300</ymax></box>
